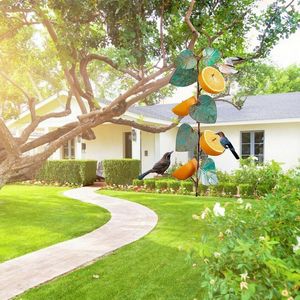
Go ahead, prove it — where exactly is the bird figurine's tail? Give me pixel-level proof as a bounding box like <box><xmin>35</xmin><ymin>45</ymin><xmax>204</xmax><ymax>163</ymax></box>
<box><xmin>230</xmin><ymin>148</ymin><xmax>240</xmax><ymax>160</ymax></box>
<box><xmin>138</xmin><ymin>169</ymin><xmax>153</xmax><ymax>180</ymax></box>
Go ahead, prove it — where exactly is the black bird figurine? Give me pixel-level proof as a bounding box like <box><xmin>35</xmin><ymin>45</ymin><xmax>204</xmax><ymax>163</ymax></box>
<box><xmin>138</xmin><ymin>151</ymin><xmax>173</xmax><ymax>180</ymax></box>
<box><xmin>216</xmin><ymin>132</ymin><xmax>240</xmax><ymax>160</ymax></box>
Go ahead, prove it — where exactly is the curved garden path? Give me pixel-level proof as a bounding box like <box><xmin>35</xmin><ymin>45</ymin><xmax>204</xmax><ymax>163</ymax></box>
<box><xmin>0</xmin><ymin>187</ymin><xmax>158</xmax><ymax>300</ymax></box>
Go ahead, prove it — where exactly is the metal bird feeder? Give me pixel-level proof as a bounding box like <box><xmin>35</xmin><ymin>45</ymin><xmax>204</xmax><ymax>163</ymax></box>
<box><xmin>170</xmin><ymin>47</ymin><xmax>240</xmax><ymax>196</ymax></box>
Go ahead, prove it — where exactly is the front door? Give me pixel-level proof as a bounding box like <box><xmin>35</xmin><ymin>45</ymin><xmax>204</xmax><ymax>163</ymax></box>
<box><xmin>124</xmin><ymin>132</ymin><xmax>132</xmax><ymax>158</ymax></box>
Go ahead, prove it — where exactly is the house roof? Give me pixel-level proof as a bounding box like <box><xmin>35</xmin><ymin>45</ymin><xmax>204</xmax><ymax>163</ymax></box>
<box><xmin>7</xmin><ymin>91</ymin><xmax>300</xmax><ymax>129</ymax></box>
<box><xmin>129</xmin><ymin>92</ymin><xmax>300</xmax><ymax>125</ymax></box>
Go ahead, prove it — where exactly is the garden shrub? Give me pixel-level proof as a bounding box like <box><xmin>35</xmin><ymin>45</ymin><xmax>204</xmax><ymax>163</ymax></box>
<box><xmin>103</xmin><ymin>159</ymin><xmax>140</xmax><ymax>185</ymax></box>
<box><xmin>223</xmin><ymin>183</ymin><xmax>237</xmax><ymax>196</ymax></box>
<box><xmin>215</xmin><ymin>183</ymin><xmax>224</xmax><ymax>195</ymax></box>
<box><xmin>155</xmin><ymin>180</ymin><xmax>169</xmax><ymax>190</ymax></box>
<box><xmin>239</xmin><ymin>183</ymin><xmax>255</xmax><ymax>197</ymax></box>
<box><xmin>132</xmin><ymin>179</ymin><xmax>144</xmax><ymax>187</ymax></box>
<box><xmin>197</xmin><ymin>170</ymin><xmax>300</xmax><ymax>299</ymax></box>
<box><xmin>144</xmin><ymin>179</ymin><xmax>156</xmax><ymax>190</ymax></box>
<box><xmin>216</xmin><ymin>170</ymin><xmax>232</xmax><ymax>183</ymax></box>
<box><xmin>36</xmin><ymin>160</ymin><xmax>97</xmax><ymax>186</ymax></box>
<box><xmin>167</xmin><ymin>180</ymin><xmax>180</xmax><ymax>191</ymax></box>
<box><xmin>233</xmin><ymin>158</ymin><xmax>282</xmax><ymax>193</ymax></box>
<box><xmin>181</xmin><ymin>181</ymin><xmax>194</xmax><ymax>192</ymax></box>
<box><xmin>199</xmin><ymin>184</ymin><xmax>208</xmax><ymax>195</ymax></box>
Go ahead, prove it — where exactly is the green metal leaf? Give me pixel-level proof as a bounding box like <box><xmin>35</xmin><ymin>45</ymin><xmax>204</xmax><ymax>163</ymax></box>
<box><xmin>198</xmin><ymin>158</ymin><xmax>218</xmax><ymax>186</ymax></box>
<box><xmin>169</xmin><ymin>68</ymin><xmax>198</xmax><ymax>87</ymax></box>
<box><xmin>202</xmin><ymin>48</ymin><xmax>221</xmax><ymax>66</ymax></box>
<box><xmin>189</xmin><ymin>95</ymin><xmax>217</xmax><ymax>123</ymax></box>
<box><xmin>175</xmin><ymin>49</ymin><xmax>197</xmax><ymax>69</ymax></box>
<box><xmin>176</xmin><ymin>123</ymin><xmax>198</xmax><ymax>152</ymax></box>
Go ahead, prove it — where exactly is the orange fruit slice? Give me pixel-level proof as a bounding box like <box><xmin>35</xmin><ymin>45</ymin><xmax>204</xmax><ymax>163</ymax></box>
<box><xmin>200</xmin><ymin>130</ymin><xmax>225</xmax><ymax>156</ymax></box>
<box><xmin>172</xmin><ymin>96</ymin><xmax>197</xmax><ymax>117</ymax></box>
<box><xmin>198</xmin><ymin>67</ymin><xmax>225</xmax><ymax>94</ymax></box>
<box><xmin>172</xmin><ymin>158</ymin><xmax>198</xmax><ymax>180</ymax></box>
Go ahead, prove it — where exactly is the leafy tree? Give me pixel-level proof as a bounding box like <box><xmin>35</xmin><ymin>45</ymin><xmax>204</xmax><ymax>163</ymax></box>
<box><xmin>0</xmin><ymin>0</ymin><xmax>299</xmax><ymax>185</ymax></box>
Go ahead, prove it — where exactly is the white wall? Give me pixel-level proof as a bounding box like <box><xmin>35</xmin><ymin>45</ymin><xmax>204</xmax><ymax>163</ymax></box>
<box><xmin>82</xmin><ymin>124</ymin><xmax>132</xmax><ymax>162</ymax></box>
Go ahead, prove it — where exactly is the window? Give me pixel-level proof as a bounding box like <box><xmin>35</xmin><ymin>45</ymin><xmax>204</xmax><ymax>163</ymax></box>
<box><xmin>241</xmin><ymin>131</ymin><xmax>264</xmax><ymax>162</ymax></box>
<box><xmin>62</xmin><ymin>139</ymin><xmax>75</xmax><ymax>159</ymax></box>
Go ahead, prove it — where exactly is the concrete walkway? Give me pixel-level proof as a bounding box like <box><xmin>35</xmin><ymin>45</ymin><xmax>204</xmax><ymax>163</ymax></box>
<box><xmin>0</xmin><ymin>187</ymin><xmax>158</xmax><ymax>300</ymax></box>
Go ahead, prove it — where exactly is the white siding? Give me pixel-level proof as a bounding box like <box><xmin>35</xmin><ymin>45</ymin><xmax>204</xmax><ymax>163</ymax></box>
<box><xmin>82</xmin><ymin>124</ymin><xmax>132</xmax><ymax>162</ymax></box>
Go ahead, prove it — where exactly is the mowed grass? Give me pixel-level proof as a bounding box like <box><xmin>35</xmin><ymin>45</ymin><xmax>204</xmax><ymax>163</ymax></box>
<box><xmin>19</xmin><ymin>191</ymin><xmax>247</xmax><ymax>300</ymax></box>
<box><xmin>0</xmin><ymin>185</ymin><xmax>110</xmax><ymax>262</ymax></box>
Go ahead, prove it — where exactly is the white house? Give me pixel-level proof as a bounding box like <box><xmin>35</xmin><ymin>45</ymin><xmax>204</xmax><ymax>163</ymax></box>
<box><xmin>7</xmin><ymin>91</ymin><xmax>300</xmax><ymax>175</ymax></box>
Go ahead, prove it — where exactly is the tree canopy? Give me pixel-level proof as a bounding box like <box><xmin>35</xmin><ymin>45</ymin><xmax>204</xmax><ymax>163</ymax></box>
<box><xmin>0</xmin><ymin>0</ymin><xmax>299</xmax><ymax>185</ymax></box>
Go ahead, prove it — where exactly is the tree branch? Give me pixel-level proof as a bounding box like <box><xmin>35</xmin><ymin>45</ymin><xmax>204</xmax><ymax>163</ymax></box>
<box><xmin>0</xmin><ymin>118</ymin><xmax>20</xmax><ymax>156</ymax></box>
<box><xmin>110</xmin><ymin>118</ymin><xmax>181</xmax><ymax>134</ymax></box>
<box><xmin>185</xmin><ymin>0</ymin><xmax>200</xmax><ymax>50</ymax></box>
<box><xmin>160</xmin><ymin>3</ymin><xmax>167</xmax><ymax>67</ymax></box>
<box><xmin>19</xmin><ymin>91</ymin><xmax>72</xmax><ymax>145</ymax></box>
<box><xmin>83</xmin><ymin>54</ymin><xmax>141</xmax><ymax>80</ymax></box>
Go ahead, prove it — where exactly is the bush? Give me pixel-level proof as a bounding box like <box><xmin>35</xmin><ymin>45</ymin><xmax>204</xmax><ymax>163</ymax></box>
<box><xmin>233</xmin><ymin>159</ymin><xmax>282</xmax><ymax>193</ymax></box>
<box><xmin>215</xmin><ymin>183</ymin><xmax>225</xmax><ymax>195</ymax></box>
<box><xmin>181</xmin><ymin>181</ymin><xmax>194</xmax><ymax>192</ymax></box>
<box><xmin>144</xmin><ymin>179</ymin><xmax>156</xmax><ymax>190</ymax></box>
<box><xmin>223</xmin><ymin>183</ymin><xmax>237</xmax><ymax>196</ymax></box>
<box><xmin>168</xmin><ymin>180</ymin><xmax>180</xmax><ymax>191</ymax></box>
<box><xmin>132</xmin><ymin>179</ymin><xmax>144</xmax><ymax>187</ymax></box>
<box><xmin>155</xmin><ymin>180</ymin><xmax>169</xmax><ymax>190</ymax></box>
<box><xmin>239</xmin><ymin>183</ymin><xmax>255</xmax><ymax>197</ymax></box>
<box><xmin>198</xmin><ymin>184</ymin><xmax>208</xmax><ymax>195</ymax></box>
<box><xmin>103</xmin><ymin>159</ymin><xmax>140</xmax><ymax>185</ymax></box>
<box><xmin>36</xmin><ymin>160</ymin><xmax>97</xmax><ymax>186</ymax></box>
<box><xmin>197</xmin><ymin>170</ymin><xmax>300</xmax><ymax>299</ymax></box>
<box><xmin>216</xmin><ymin>170</ymin><xmax>232</xmax><ymax>183</ymax></box>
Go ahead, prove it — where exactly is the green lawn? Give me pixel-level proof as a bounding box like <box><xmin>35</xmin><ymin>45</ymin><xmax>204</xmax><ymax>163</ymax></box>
<box><xmin>19</xmin><ymin>191</ymin><xmax>252</xmax><ymax>300</ymax></box>
<box><xmin>0</xmin><ymin>185</ymin><xmax>110</xmax><ymax>263</ymax></box>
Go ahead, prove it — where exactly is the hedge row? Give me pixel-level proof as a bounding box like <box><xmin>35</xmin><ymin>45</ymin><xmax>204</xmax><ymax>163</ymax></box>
<box><xmin>132</xmin><ymin>179</ymin><xmax>208</xmax><ymax>194</ymax></box>
<box><xmin>132</xmin><ymin>179</ymin><xmax>256</xmax><ymax>197</ymax></box>
<box><xmin>36</xmin><ymin>160</ymin><xmax>97</xmax><ymax>186</ymax></box>
<box><xmin>103</xmin><ymin>159</ymin><xmax>140</xmax><ymax>185</ymax></box>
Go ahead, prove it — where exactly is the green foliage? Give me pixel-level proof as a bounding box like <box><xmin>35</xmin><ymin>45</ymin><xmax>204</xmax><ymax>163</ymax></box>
<box><xmin>199</xmin><ymin>184</ymin><xmax>208</xmax><ymax>195</ymax></box>
<box><xmin>144</xmin><ymin>179</ymin><xmax>156</xmax><ymax>190</ymax></box>
<box><xmin>167</xmin><ymin>180</ymin><xmax>180</xmax><ymax>191</ymax></box>
<box><xmin>223</xmin><ymin>183</ymin><xmax>237</xmax><ymax>196</ymax></box>
<box><xmin>198</xmin><ymin>172</ymin><xmax>300</xmax><ymax>299</ymax></box>
<box><xmin>132</xmin><ymin>179</ymin><xmax>144</xmax><ymax>187</ymax></box>
<box><xmin>36</xmin><ymin>160</ymin><xmax>97</xmax><ymax>186</ymax></box>
<box><xmin>214</xmin><ymin>183</ymin><xmax>224</xmax><ymax>195</ymax></box>
<box><xmin>1</xmin><ymin>0</ymin><xmax>299</xmax><ymax>114</ymax></box>
<box><xmin>216</xmin><ymin>170</ymin><xmax>232</xmax><ymax>183</ymax></box>
<box><xmin>181</xmin><ymin>181</ymin><xmax>194</xmax><ymax>192</ymax></box>
<box><xmin>239</xmin><ymin>183</ymin><xmax>255</xmax><ymax>197</ymax></box>
<box><xmin>232</xmin><ymin>63</ymin><xmax>300</xmax><ymax>105</ymax></box>
<box><xmin>155</xmin><ymin>180</ymin><xmax>169</xmax><ymax>190</ymax></box>
<box><xmin>103</xmin><ymin>159</ymin><xmax>140</xmax><ymax>185</ymax></box>
<box><xmin>234</xmin><ymin>158</ymin><xmax>282</xmax><ymax>196</ymax></box>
